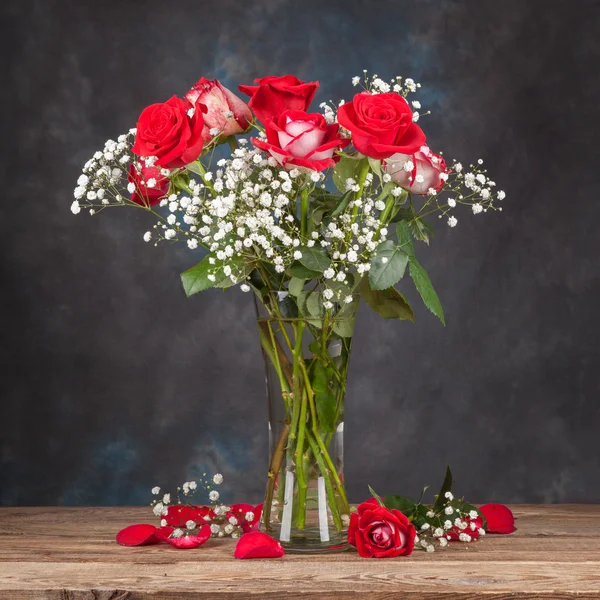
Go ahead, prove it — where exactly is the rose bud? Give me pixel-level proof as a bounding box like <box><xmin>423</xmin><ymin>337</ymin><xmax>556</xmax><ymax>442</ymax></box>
<box><xmin>239</xmin><ymin>75</ymin><xmax>319</xmax><ymax>125</ymax></box>
<box><xmin>251</xmin><ymin>110</ymin><xmax>349</xmax><ymax>171</ymax></box>
<box><xmin>127</xmin><ymin>163</ymin><xmax>169</xmax><ymax>207</ymax></box>
<box><xmin>185</xmin><ymin>77</ymin><xmax>252</xmax><ymax>139</ymax></box>
<box><xmin>337</xmin><ymin>92</ymin><xmax>425</xmax><ymax>159</ymax></box>
<box><xmin>348</xmin><ymin>498</ymin><xmax>416</xmax><ymax>558</ymax></box>
<box><xmin>384</xmin><ymin>146</ymin><xmax>448</xmax><ymax>195</ymax></box>
<box><xmin>132</xmin><ymin>95</ymin><xmax>207</xmax><ymax>169</ymax></box>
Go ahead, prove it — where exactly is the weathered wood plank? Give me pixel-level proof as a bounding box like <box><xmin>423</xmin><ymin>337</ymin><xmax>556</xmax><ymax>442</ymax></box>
<box><xmin>0</xmin><ymin>506</ymin><xmax>599</xmax><ymax>598</ymax></box>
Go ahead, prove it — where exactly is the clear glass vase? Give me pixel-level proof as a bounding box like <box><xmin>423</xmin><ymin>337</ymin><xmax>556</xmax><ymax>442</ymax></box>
<box><xmin>255</xmin><ymin>291</ymin><xmax>356</xmax><ymax>553</ymax></box>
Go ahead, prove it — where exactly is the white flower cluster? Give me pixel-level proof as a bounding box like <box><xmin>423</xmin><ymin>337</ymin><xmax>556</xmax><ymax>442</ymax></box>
<box><xmin>149</xmin><ymin>473</ymin><xmax>258</xmax><ymax>540</ymax></box>
<box><xmin>352</xmin><ymin>71</ymin><xmax>422</xmax><ymax>99</ymax></box>
<box><xmin>414</xmin><ymin>492</ymin><xmax>486</xmax><ymax>552</ymax></box>
<box><xmin>431</xmin><ymin>159</ymin><xmax>505</xmax><ymax>229</ymax></box>
<box><xmin>71</xmin><ymin>130</ymin><xmax>138</xmax><ymax>216</ymax></box>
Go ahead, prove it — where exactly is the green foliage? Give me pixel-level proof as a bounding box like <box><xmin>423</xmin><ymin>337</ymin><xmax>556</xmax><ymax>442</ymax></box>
<box><xmin>408</xmin><ymin>260</ymin><xmax>445</xmax><ymax>325</ymax></box>
<box><xmin>383</xmin><ymin>495</ymin><xmax>417</xmax><ymax>518</ymax></box>
<box><xmin>330</xmin><ymin>190</ymin><xmax>353</xmax><ymax>217</ymax></box>
<box><xmin>277</xmin><ymin>294</ymin><xmax>298</xmax><ymax>319</ymax></box>
<box><xmin>287</xmin><ymin>262</ymin><xmax>320</xmax><ymax>279</ymax></box>
<box><xmin>359</xmin><ymin>278</ymin><xmax>415</xmax><ymax>321</ymax></box>
<box><xmin>297</xmin><ymin>290</ymin><xmax>324</xmax><ymax>327</ymax></box>
<box><xmin>332</xmin><ymin>155</ymin><xmax>367</xmax><ymax>193</ymax></box>
<box><xmin>311</xmin><ymin>361</ymin><xmax>337</xmax><ymax>433</ymax></box>
<box><xmin>332</xmin><ymin>296</ymin><xmax>359</xmax><ymax>338</ymax></box>
<box><xmin>287</xmin><ymin>277</ymin><xmax>305</xmax><ymax>297</ymax></box>
<box><xmin>297</xmin><ymin>247</ymin><xmax>331</xmax><ymax>273</ymax></box>
<box><xmin>396</xmin><ymin>221</ymin><xmax>415</xmax><ymax>256</ymax></box>
<box><xmin>180</xmin><ymin>255</ymin><xmax>216</xmax><ymax>297</ymax></box>
<box><xmin>368</xmin><ymin>240</ymin><xmax>410</xmax><ymax>290</ymax></box>
<box><xmin>367</xmin><ymin>157</ymin><xmax>382</xmax><ymax>183</ymax></box>
<box><xmin>367</xmin><ymin>485</ymin><xmax>385</xmax><ymax>506</ymax></box>
<box><xmin>433</xmin><ymin>466</ymin><xmax>453</xmax><ymax>512</ymax></box>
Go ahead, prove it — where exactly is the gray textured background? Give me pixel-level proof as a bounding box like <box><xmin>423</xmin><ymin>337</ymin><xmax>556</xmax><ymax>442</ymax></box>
<box><xmin>1</xmin><ymin>0</ymin><xmax>599</xmax><ymax>507</ymax></box>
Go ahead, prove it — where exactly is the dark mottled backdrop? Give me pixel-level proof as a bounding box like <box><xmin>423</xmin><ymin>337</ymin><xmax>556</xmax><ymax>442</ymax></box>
<box><xmin>1</xmin><ymin>0</ymin><xmax>599</xmax><ymax>506</ymax></box>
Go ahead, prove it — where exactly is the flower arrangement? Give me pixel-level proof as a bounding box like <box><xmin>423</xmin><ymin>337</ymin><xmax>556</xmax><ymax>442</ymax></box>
<box><xmin>116</xmin><ymin>469</ymin><xmax>515</xmax><ymax>558</ymax></box>
<box><xmin>74</xmin><ymin>71</ymin><xmax>506</xmax><ymax>552</ymax></box>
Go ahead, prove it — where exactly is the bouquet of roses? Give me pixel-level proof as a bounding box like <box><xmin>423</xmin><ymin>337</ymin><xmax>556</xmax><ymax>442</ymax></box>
<box><xmin>73</xmin><ymin>72</ymin><xmax>505</xmax><ymax>549</ymax></box>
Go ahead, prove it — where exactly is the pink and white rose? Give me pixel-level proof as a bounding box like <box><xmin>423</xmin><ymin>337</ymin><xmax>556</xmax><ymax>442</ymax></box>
<box><xmin>252</xmin><ymin>110</ymin><xmax>349</xmax><ymax>171</ymax></box>
<box><xmin>385</xmin><ymin>145</ymin><xmax>448</xmax><ymax>195</ymax></box>
<box><xmin>185</xmin><ymin>77</ymin><xmax>252</xmax><ymax>138</ymax></box>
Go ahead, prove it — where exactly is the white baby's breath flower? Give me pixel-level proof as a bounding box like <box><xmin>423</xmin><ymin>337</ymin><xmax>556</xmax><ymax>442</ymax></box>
<box><xmin>209</xmin><ymin>490</ymin><xmax>220</xmax><ymax>502</ymax></box>
<box><xmin>151</xmin><ymin>486</ymin><xmax>160</xmax><ymax>495</ymax></box>
<box><xmin>70</xmin><ymin>201</ymin><xmax>81</xmax><ymax>215</ymax></box>
<box><xmin>444</xmin><ymin>506</ymin><xmax>454</xmax><ymax>515</ymax></box>
<box><xmin>186</xmin><ymin>520</ymin><xmax>196</xmax><ymax>530</ymax></box>
<box><xmin>213</xmin><ymin>474</ymin><xmax>223</xmax><ymax>485</ymax></box>
<box><xmin>447</xmin><ymin>216</ymin><xmax>458</xmax><ymax>228</ymax></box>
<box><xmin>163</xmin><ymin>494</ymin><xmax>171</xmax><ymax>504</ymax></box>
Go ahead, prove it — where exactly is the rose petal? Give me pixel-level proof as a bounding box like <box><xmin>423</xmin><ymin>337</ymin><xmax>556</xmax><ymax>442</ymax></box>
<box><xmin>234</xmin><ymin>531</ymin><xmax>285</xmax><ymax>559</ymax></box>
<box><xmin>479</xmin><ymin>504</ymin><xmax>517</xmax><ymax>534</ymax></box>
<box><xmin>156</xmin><ymin>524</ymin><xmax>212</xmax><ymax>549</ymax></box>
<box><xmin>116</xmin><ymin>524</ymin><xmax>160</xmax><ymax>547</ymax></box>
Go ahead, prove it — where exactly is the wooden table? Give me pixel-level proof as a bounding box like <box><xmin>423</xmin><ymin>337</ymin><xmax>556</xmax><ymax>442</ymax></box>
<box><xmin>0</xmin><ymin>505</ymin><xmax>599</xmax><ymax>598</ymax></box>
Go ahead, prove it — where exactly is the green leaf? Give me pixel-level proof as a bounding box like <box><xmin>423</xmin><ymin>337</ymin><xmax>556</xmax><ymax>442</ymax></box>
<box><xmin>359</xmin><ymin>278</ymin><xmax>415</xmax><ymax>321</ymax></box>
<box><xmin>383</xmin><ymin>494</ymin><xmax>417</xmax><ymax>518</ymax></box>
<box><xmin>288</xmin><ymin>277</ymin><xmax>305</xmax><ymax>297</ymax></box>
<box><xmin>171</xmin><ymin>171</ymin><xmax>191</xmax><ymax>192</ymax></box>
<box><xmin>297</xmin><ymin>246</ymin><xmax>331</xmax><ymax>273</ymax></box>
<box><xmin>376</xmin><ymin>181</ymin><xmax>396</xmax><ymax>202</ymax></box>
<box><xmin>214</xmin><ymin>257</ymin><xmax>253</xmax><ymax>289</ymax></box>
<box><xmin>180</xmin><ymin>255</ymin><xmax>216</xmax><ymax>297</ymax></box>
<box><xmin>367</xmin><ymin>485</ymin><xmax>385</xmax><ymax>506</ymax></box>
<box><xmin>408</xmin><ymin>259</ymin><xmax>445</xmax><ymax>324</ymax></box>
<box><xmin>461</xmin><ymin>502</ymin><xmax>488</xmax><ymax>530</ymax></box>
<box><xmin>367</xmin><ymin>157</ymin><xmax>382</xmax><ymax>182</ymax></box>
<box><xmin>368</xmin><ymin>240</ymin><xmax>409</xmax><ymax>290</ymax></box>
<box><xmin>396</xmin><ymin>221</ymin><xmax>414</xmax><ymax>256</ymax></box>
<box><xmin>417</xmin><ymin>485</ymin><xmax>430</xmax><ymax>505</ymax></box>
<box><xmin>185</xmin><ymin>161</ymin><xmax>204</xmax><ymax>177</ymax></box>
<box><xmin>311</xmin><ymin>361</ymin><xmax>337</xmax><ymax>433</ymax></box>
<box><xmin>287</xmin><ymin>262</ymin><xmax>320</xmax><ymax>279</ymax></box>
<box><xmin>330</xmin><ymin>190</ymin><xmax>353</xmax><ymax>217</ymax></box>
<box><xmin>297</xmin><ymin>291</ymin><xmax>324</xmax><ymax>327</ymax></box>
<box><xmin>332</xmin><ymin>155</ymin><xmax>366</xmax><ymax>193</ymax></box>
<box><xmin>433</xmin><ymin>466</ymin><xmax>453</xmax><ymax>512</ymax></box>
<box><xmin>277</xmin><ymin>294</ymin><xmax>298</xmax><ymax>319</ymax></box>
<box><xmin>332</xmin><ymin>297</ymin><xmax>359</xmax><ymax>338</ymax></box>
<box><xmin>410</xmin><ymin>218</ymin><xmax>434</xmax><ymax>245</ymax></box>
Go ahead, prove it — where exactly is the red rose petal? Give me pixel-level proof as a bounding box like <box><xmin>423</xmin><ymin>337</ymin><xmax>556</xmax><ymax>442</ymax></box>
<box><xmin>479</xmin><ymin>504</ymin><xmax>517</xmax><ymax>534</ymax></box>
<box><xmin>116</xmin><ymin>524</ymin><xmax>160</xmax><ymax>546</ymax></box>
<box><xmin>156</xmin><ymin>524</ymin><xmax>212</xmax><ymax>549</ymax></box>
<box><xmin>234</xmin><ymin>531</ymin><xmax>285</xmax><ymax>559</ymax></box>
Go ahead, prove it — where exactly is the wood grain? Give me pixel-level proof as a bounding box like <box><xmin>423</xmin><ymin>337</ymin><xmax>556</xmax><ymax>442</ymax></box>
<box><xmin>0</xmin><ymin>506</ymin><xmax>599</xmax><ymax>598</ymax></box>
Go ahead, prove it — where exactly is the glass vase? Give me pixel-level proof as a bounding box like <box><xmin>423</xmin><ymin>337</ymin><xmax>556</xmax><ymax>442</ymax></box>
<box><xmin>255</xmin><ymin>291</ymin><xmax>356</xmax><ymax>553</ymax></box>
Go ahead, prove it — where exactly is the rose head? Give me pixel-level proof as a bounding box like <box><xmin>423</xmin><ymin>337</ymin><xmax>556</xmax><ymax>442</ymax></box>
<box><xmin>385</xmin><ymin>145</ymin><xmax>448</xmax><ymax>195</ymax></box>
<box><xmin>127</xmin><ymin>163</ymin><xmax>170</xmax><ymax>207</ymax></box>
<box><xmin>132</xmin><ymin>95</ymin><xmax>207</xmax><ymax>169</ymax></box>
<box><xmin>252</xmin><ymin>110</ymin><xmax>349</xmax><ymax>171</ymax></box>
<box><xmin>239</xmin><ymin>75</ymin><xmax>319</xmax><ymax>125</ymax></box>
<box><xmin>185</xmin><ymin>77</ymin><xmax>252</xmax><ymax>138</ymax></box>
<box><xmin>338</xmin><ymin>92</ymin><xmax>426</xmax><ymax>160</ymax></box>
<box><xmin>348</xmin><ymin>498</ymin><xmax>416</xmax><ymax>558</ymax></box>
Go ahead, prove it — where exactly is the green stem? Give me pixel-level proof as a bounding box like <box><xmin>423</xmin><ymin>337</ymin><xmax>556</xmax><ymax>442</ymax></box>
<box><xmin>374</xmin><ymin>195</ymin><xmax>397</xmax><ymax>241</ymax></box>
<box><xmin>227</xmin><ymin>136</ymin><xmax>239</xmax><ymax>153</ymax></box>
<box><xmin>350</xmin><ymin>159</ymin><xmax>371</xmax><ymax>222</ymax></box>
<box><xmin>306</xmin><ymin>430</ymin><xmax>343</xmax><ymax>532</ymax></box>
<box><xmin>300</xmin><ymin>187</ymin><xmax>309</xmax><ymax>239</ymax></box>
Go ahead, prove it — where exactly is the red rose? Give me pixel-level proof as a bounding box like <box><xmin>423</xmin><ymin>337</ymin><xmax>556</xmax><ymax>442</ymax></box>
<box><xmin>252</xmin><ymin>110</ymin><xmax>348</xmax><ymax>171</ymax></box>
<box><xmin>163</xmin><ymin>504</ymin><xmax>215</xmax><ymax>527</ymax></box>
<box><xmin>185</xmin><ymin>77</ymin><xmax>252</xmax><ymax>138</ymax></box>
<box><xmin>385</xmin><ymin>145</ymin><xmax>448</xmax><ymax>195</ymax></box>
<box><xmin>239</xmin><ymin>75</ymin><xmax>319</xmax><ymax>124</ymax></box>
<box><xmin>132</xmin><ymin>95</ymin><xmax>207</xmax><ymax>169</ymax></box>
<box><xmin>479</xmin><ymin>504</ymin><xmax>516</xmax><ymax>534</ymax></box>
<box><xmin>348</xmin><ymin>498</ymin><xmax>416</xmax><ymax>558</ymax></box>
<box><xmin>127</xmin><ymin>163</ymin><xmax>169</xmax><ymax>207</ymax></box>
<box><xmin>337</xmin><ymin>92</ymin><xmax>426</xmax><ymax>159</ymax></box>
